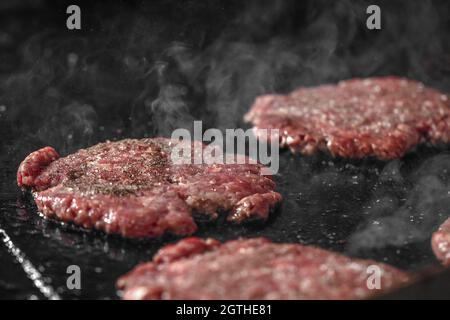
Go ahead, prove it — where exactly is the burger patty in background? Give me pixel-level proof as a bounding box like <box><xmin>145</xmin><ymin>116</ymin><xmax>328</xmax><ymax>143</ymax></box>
<box><xmin>245</xmin><ymin>77</ymin><xmax>450</xmax><ymax>159</ymax></box>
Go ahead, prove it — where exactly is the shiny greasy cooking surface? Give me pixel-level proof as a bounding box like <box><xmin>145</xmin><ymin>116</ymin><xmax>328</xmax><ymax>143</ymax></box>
<box><xmin>1</xmin><ymin>0</ymin><xmax>450</xmax><ymax>300</ymax></box>
<box><xmin>1</xmin><ymin>144</ymin><xmax>450</xmax><ymax>299</ymax></box>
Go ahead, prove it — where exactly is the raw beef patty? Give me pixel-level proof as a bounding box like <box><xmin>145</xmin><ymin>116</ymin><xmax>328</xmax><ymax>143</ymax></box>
<box><xmin>117</xmin><ymin>237</ymin><xmax>411</xmax><ymax>299</ymax></box>
<box><xmin>432</xmin><ymin>217</ymin><xmax>450</xmax><ymax>267</ymax></box>
<box><xmin>245</xmin><ymin>77</ymin><xmax>450</xmax><ymax>159</ymax></box>
<box><xmin>17</xmin><ymin>138</ymin><xmax>282</xmax><ymax>238</ymax></box>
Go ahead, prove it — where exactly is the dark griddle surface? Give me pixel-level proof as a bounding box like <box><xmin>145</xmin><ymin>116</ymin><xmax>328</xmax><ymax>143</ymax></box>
<box><xmin>1</xmin><ymin>144</ymin><xmax>449</xmax><ymax>299</ymax></box>
<box><xmin>1</xmin><ymin>0</ymin><xmax>450</xmax><ymax>300</ymax></box>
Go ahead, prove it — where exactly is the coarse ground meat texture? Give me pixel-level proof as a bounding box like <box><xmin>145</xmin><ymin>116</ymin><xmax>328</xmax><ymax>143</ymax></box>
<box><xmin>432</xmin><ymin>217</ymin><xmax>450</xmax><ymax>267</ymax></box>
<box><xmin>244</xmin><ymin>77</ymin><xmax>450</xmax><ymax>160</ymax></box>
<box><xmin>117</xmin><ymin>237</ymin><xmax>411</xmax><ymax>300</ymax></box>
<box><xmin>17</xmin><ymin>138</ymin><xmax>282</xmax><ymax>238</ymax></box>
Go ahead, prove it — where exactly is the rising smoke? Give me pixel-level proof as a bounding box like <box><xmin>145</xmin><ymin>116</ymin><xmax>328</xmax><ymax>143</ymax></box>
<box><xmin>347</xmin><ymin>153</ymin><xmax>450</xmax><ymax>253</ymax></box>
<box><xmin>2</xmin><ymin>0</ymin><xmax>449</xmax><ymax>155</ymax></box>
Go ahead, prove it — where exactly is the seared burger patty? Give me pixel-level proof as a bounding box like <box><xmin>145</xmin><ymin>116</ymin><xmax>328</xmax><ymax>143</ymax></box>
<box><xmin>17</xmin><ymin>138</ymin><xmax>281</xmax><ymax>238</ymax></box>
<box><xmin>117</xmin><ymin>237</ymin><xmax>411</xmax><ymax>300</ymax></box>
<box><xmin>432</xmin><ymin>217</ymin><xmax>450</xmax><ymax>267</ymax></box>
<box><xmin>245</xmin><ymin>77</ymin><xmax>450</xmax><ymax>160</ymax></box>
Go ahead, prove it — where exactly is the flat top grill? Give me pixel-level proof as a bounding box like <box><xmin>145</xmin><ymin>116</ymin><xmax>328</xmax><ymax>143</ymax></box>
<box><xmin>1</xmin><ymin>0</ymin><xmax>450</xmax><ymax>300</ymax></box>
<box><xmin>1</xmin><ymin>144</ymin><xmax>450</xmax><ymax>299</ymax></box>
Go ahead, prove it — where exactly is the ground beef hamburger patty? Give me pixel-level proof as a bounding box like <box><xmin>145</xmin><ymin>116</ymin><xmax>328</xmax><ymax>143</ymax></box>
<box><xmin>17</xmin><ymin>138</ymin><xmax>282</xmax><ymax>238</ymax></box>
<box><xmin>244</xmin><ymin>77</ymin><xmax>450</xmax><ymax>160</ymax></box>
<box><xmin>432</xmin><ymin>217</ymin><xmax>450</xmax><ymax>267</ymax></box>
<box><xmin>117</xmin><ymin>237</ymin><xmax>411</xmax><ymax>300</ymax></box>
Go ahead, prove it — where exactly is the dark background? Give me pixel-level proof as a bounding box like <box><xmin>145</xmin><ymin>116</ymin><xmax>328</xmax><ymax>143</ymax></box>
<box><xmin>1</xmin><ymin>0</ymin><xmax>450</xmax><ymax>156</ymax></box>
<box><xmin>1</xmin><ymin>0</ymin><xmax>450</xmax><ymax>299</ymax></box>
